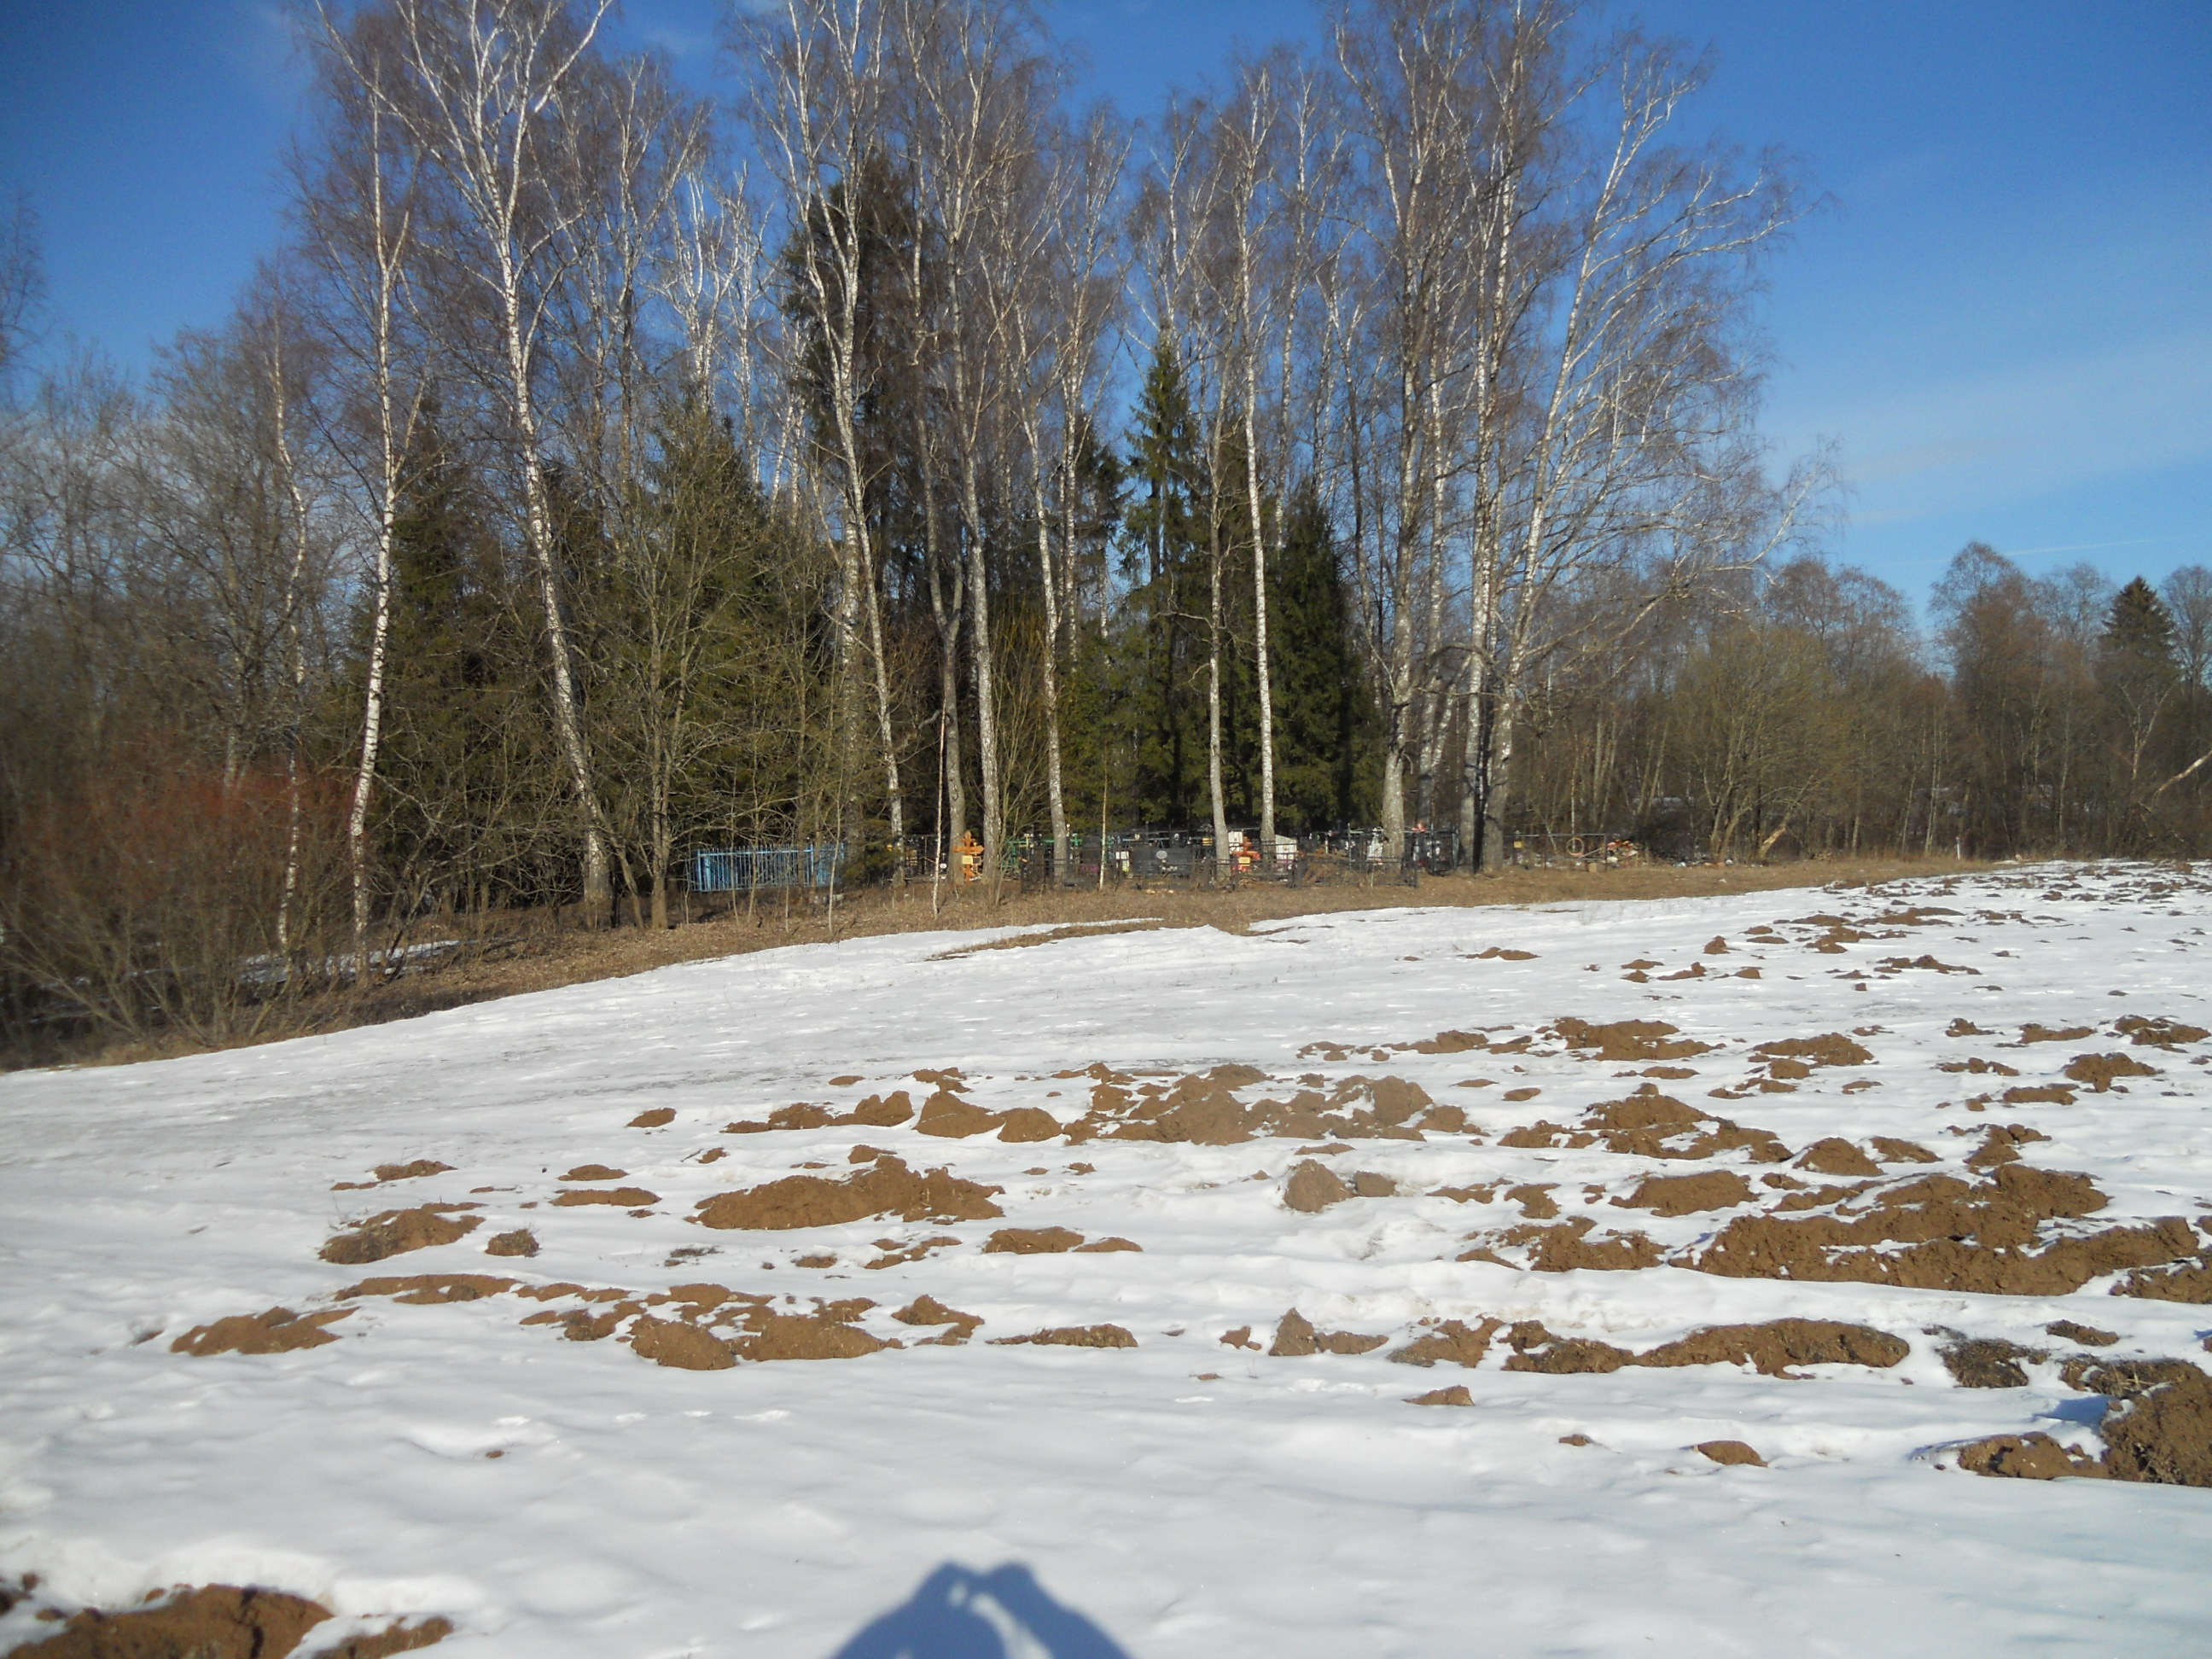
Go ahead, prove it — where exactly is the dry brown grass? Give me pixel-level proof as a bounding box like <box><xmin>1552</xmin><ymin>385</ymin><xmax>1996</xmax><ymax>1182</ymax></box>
<box><xmin>29</xmin><ymin>855</ymin><xmax>1991</xmax><ymax>1071</ymax></box>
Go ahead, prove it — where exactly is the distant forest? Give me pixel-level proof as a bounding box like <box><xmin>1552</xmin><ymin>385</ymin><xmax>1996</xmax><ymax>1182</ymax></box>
<box><xmin>3</xmin><ymin>0</ymin><xmax>2210</xmax><ymax>1042</ymax></box>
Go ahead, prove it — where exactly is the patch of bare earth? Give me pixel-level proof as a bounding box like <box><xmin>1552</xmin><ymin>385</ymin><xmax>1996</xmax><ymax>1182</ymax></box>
<box><xmin>691</xmin><ymin>1155</ymin><xmax>1003</xmax><ymax>1230</ymax></box>
<box><xmin>8</xmin><ymin>1585</ymin><xmax>449</xmax><ymax>1657</ymax></box>
<box><xmin>319</xmin><ymin>1206</ymin><xmax>482</xmax><ymax>1265</ymax></box>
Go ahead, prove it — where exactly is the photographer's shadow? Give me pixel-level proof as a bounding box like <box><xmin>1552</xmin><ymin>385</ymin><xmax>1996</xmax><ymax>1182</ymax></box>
<box><xmin>832</xmin><ymin>1561</ymin><xmax>1129</xmax><ymax>1659</ymax></box>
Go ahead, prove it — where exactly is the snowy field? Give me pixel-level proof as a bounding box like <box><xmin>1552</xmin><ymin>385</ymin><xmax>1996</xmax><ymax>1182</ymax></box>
<box><xmin>3</xmin><ymin>862</ymin><xmax>2211</xmax><ymax>1656</ymax></box>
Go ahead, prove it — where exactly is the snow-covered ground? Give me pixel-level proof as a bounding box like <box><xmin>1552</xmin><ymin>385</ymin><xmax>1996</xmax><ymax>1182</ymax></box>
<box><xmin>3</xmin><ymin>862</ymin><xmax>2211</xmax><ymax>1656</ymax></box>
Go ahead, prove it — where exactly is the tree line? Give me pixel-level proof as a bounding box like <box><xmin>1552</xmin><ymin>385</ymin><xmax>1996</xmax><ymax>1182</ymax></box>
<box><xmin>3</xmin><ymin>0</ymin><xmax>2209</xmax><ymax>1046</ymax></box>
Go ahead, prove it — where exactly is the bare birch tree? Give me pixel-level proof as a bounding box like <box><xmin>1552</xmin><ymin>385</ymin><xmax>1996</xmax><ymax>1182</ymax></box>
<box><xmin>384</xmin><ymin>0</ymin><xmax>619</xmax><ymax>922</ymax></box>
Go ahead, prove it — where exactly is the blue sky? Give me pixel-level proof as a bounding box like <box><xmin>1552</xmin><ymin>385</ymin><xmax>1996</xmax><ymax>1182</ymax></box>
<box><xmin>3</xmin><ymin>0</ymin><xmax>2206</xmax><ymax>605</ymax></box>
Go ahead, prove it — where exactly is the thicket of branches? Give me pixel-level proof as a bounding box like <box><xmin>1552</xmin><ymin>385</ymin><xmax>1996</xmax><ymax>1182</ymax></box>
<box><xmin>3</xmin><ymin>0</ymin><xmax>2209</xmax><ymax>1046</ymax></box>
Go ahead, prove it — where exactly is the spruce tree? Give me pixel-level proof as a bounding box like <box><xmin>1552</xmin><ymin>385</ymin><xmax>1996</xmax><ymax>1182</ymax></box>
<box><xmin>1115</xmin><ymin>341</ymin><xmax>1207</xmax><ymax>824</ymax></box>
<box><xmin>1269</xmin><ymin>480</ymin><xmax>1379</xmax><ymax>830</ymax></box>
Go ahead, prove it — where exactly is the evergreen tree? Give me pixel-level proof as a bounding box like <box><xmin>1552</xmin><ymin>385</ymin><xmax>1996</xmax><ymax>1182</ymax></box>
<box><xmin>1114</xmin><ymin>341</ymin><xmax>1208</xmax><ymax>824</ymax></box>
<box><xmin>371</xmin><ymin>422</ymin><xmax>554</xmax><ymax>911</ymax></box>
<box><xmin>1269</xmin><ymin>480</ymin><xmax>1379</xmax><ymax>830</ymax></box>
<box><xmin>2103</xmin><ymin>576</ymin><xmax>2180</xmax><ymax>674</ymax></box>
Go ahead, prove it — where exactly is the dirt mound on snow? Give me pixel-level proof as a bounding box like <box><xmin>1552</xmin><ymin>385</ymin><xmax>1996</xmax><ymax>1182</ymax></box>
<box><xmin>337</xmin><ymin>1274</ymin><xmax>514</xmax><ymax>1305</ymax></box>
<box><xmin>1796</xmin><ymin>1139</ymin><xmax>1883</xmax><ymax>1178</ymax></box>
<box><xmin>1620</xmin><ymin>1170</ymin><xmax>1753</xmax><ymax>1216</ymax></box>
<box><xmin>989</xmin><ymin>1324</ymin><xmax>1137</xmax><ymax>1348</ymax></box>
<box><xmin>1753</xmin><ymin>1033</ymin><xmax>1873</xmax><ymax>1068</ymax></box>
<box><xmin>1691</xmin><ymin>1165</ymin><xmax>2203</xmax><ymax>1295</ymax></box>
<box><xmin>1458</xmin><ymin>1216</ymin><xmax>1664</xmax><ymax>1272</ymax></box>
<box><xmin>692</xmin><ymin>1155</ymin><xmax>1003</xmax><ymax>1231</ymax></box>
<box><xmin>9</xmin><ymin>1584</ymin><xmax>450</xmax><ymax>1658</ymax></box>
<box><xmin>1388</xmin><ymin>1318</ymin><xmax>1501</xmax><ymax>1369</ymax></box>
<box><xmin>1269</xmin><ymin>1308</ymin><xmax>1388</xmax><ymax>1356</ymax></box>
<box><xmin>1695</xmin><ymin>1441</ymin><xmax>1766</xmax><ymax>1467</ymax></box>
<box><xmin>630</xmin><ymin>1314</ymin><xmax>736</xmax><ymax>1371</ymax></box>
<box><xmin>1961</xmin><ymin>1358</ymin><xmax>2212</xmax><ymax>1487</ymax></box>
<box><xmin>1502</xmin><ymin>1318</ymin><xmax>1906</xmax><ymax>1379</ymax></box>
<box><xmin>2065</xmin><ymin>1359</ymin><xmax>2212</xmax><ymax>1487</ymax></box>
<box><xmin>984</xmin><ymin>1226</ymin><xmax>1085</xmax><ymax>1254</ymax></box>
<box><xmin>172</xmin><ymin>1306</ymin><xmax>353</xmax><ymax>1356</ymax></box>
<box><xmin>731</xmin><ymin>1308</ymin><xmax>889</xmax><ymax>1361</ymax></box>
<box><xmin>2062</xmin><ymin>1051</ymin><xmax>2159</xmax><ymax>1091</ymax></box>
<box><xmin>1284</xmin><ymin>1159</ymin><xmax>1351</xmax><ymax>1212</ymax></box>
<box><xmin>319</xmin><ymin>1206</ymin><xmax>481</xmax><ymax>1264</ymax></box>
<box><xmin>1074</xmin><ymin>1067</ymin><xmax>1443</xmax><ymax>1145</ymax></box>
<box><xmin>550</xmin><ymin>1186</ymin><xmax>659</xmax><ymax>1208</ymax></box>
<box><xmin>1500</xmin><ymin>1087</ymin><xmax>1788</xmax><ymax>1163</ymax></box>
<box><xmin>1552</xmin><ymin>1018</ymin><xmax>1714</xmax><ymax>1062</ymax></box>
<box><xmin>892</xmin><ymin>1295</ymin><xmax>983</xmax><ymax>1343</ymax></box>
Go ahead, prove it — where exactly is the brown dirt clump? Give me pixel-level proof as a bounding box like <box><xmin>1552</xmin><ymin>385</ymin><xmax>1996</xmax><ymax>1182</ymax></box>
<box><xmin>989</xmin><ymin>1324</ymin><xmax>1138</xmax><ymax>1348</ymax></box>
<box><xmin>2065</xmin><ymin>1359</ymin><xmax>2212</xmax><ymax>1487</ymax></box>
<box><xmin>1965</xmin><ymin>1124</ymin><xmax>2052</xmax><ymax>1169</ymax></box>
<box><xmin>2046</xmin><ymin>1318</ymin><xmax>2118</xmax><ymax>1346</ymax></box>
<box><xmin>1502</xmin><ymin>1320</ymin><xmax>1633</xmax><ymax>1373</ymax></box>
<box><xmin>1284</xmin><ymin>1159</ymin><xmax>1353</xmax><ymax>1213</ymax></box>
<box><xmin>849</xmin><ymin>1091</ymin><xmax>917</xmax><ymax>1127</ymax></box>
<box><xmin>1871</xmin><ymin>1138</ymin><xmax>1939</xmax><ymax>1164</ymax></box>
<box><xmin>732</xmin><ymin>1309</ymin><xmax>889</xmax><ymax>1362</ymax></box>
<box><xmin>629</xmin><ymin>1314</ymin><xmax>736</xmax><ymax>1371</ymax></box>
<box><xmin>693</xmin><ymin>1155</ymin><xmax>1003</xmax><ymax>1230</ymax></box>
<box><xmin>984</xmin><ymin>1226</ymin><xmax>1085</xmax><ymax>1254</ymax></box>
<box><xmin>1959</xmin><ymin>1433</ymin><xmax>2103</xmax><ymax>1479</ymax></box>
<box><xmin>1753</xmin><ymin>1033</ymin><xmax>1872</xmax><ymax>1068</ymax></box>
<box><xmin>371</xmin><ymin>1161</ymin><xmax>452</xmax><ymax>1183</ymax></box>
<box><xmin>1409</xmin><ymin>1029</ymin><xmax>1487</xmax><ymax>1054</ymax></box>
<box><xmin>1459</xmin><ymin>1216</ymin><xmax>1665</xmax><ymax>1273</ymax></box>
<box><xmin>2116</xmin><ymin>1015</ymin><xmax>2209</xmax><ymax>1047</ymax></box>
<box><xmin>1267</xmin><ymin>1308</ymin><xmax>1388</xmax><ymax>1356</ymax></box>
<box><xmin>484</xmin><ymin>1229</ymin><xmax>539</xmax><ymax>1257</ymax></box>
<box><xmin>1638</xmin><ymin>1320</ymin><xmax>1908</xmax><ymax>1378</ymax></box>
<box><xmin>1552</xmin><ymin>1017</ymin><xmax>1714</xmax><ymax>1062</ymax></box>
<box><xmin>916</xmin><ymin>1090</ymin><xmax>1001</xmax><ymax>1138</ymax></box>
<box><xmin>319</xmin><ymin>1206</ymin><xmax>482</xmax><ymax>1265</ymax></box>
<box><xmin>1938</xmin><ymin>1336</ymin><xmax>2040</xmax><ymax>1388</ymax></box>
<box><xmin>2000</xmin><ymin>1084</ymin><xmax>2076</xmax><ymax>1105</ymax></box>
<box><xmin>892</xmin><ymin>1295</ymin><xmax>983</xmax><ymax>1342</ymax></box>
<box><xmin>338</xmin><ymin>1274</ymin><xmax>515</xmax><ymax>1305</ymax></box>
<box><xmin>2114</xmin><ymin>1254</ymin><xmax>2212</xmax><ymax>1303</ymax></box>
<box><xmin>1506</xmin><ymin>1183</ymin><xmax>1557</xmax><ymax>1218</ymax></box>
<box><xmin>1796</xmin><ymin>1138</ymin><xmax>1883</xmax><ymax>1178</ymax></box>
<box><xmin>1695</xmin><ymin>1441</ymin><xmax>1767</xmax><ymax>1468</ymax></box>
<box><xmin>550</xmin><ymin>1186</ymin><xmax>659</xmax><ymax>1208</ymax></box>
<box><xmin>172</xmin><ymin>1306</ymin><xmax>353</xmax><ymax>1356</ymax></box>
<box><xmin>1620</xmin><ymin>1170</ymin><xmax>1754</xmax><ymax>1216</ymax></box>
<box><xmin>2062</xmin><ymin>1051</ymin><xmax>2159</xmax><ymax>1091</ymax></box>
<box><xmin>1074</xmin><ymin>1236</ymin><xmax>1141</xmax><ymax>1252</ymax></box>
<box><xmin>1505</xmin><ymin>1087</ymin><xmax>1788</xmax><ymax>1164</ymax></box>
<box><xmin>628</xmin><ymin>1108</ymin><xmax>676</xmax><ymax>1128</ymax></box>
<box><xmin>1500</xmin><ymin>1317</ymin><xmax>1904</xmax><ymax>1379</ymax></box>
<box><xmin>996</xmin><ymin>1107</ymin><xmax>1062</xmax><ymax>1142</ymax></box>
<box><xmin>561</xmin><ymin>1164</ymin><xmax>626</xmax><ymax>1181</ymax></box>
<box><xmin>1407</xmin><ymin>1385</ymin><xmax>1475</xmax><ymax>1406</ymax></box>
<box><xmin>1388</xmin><ymin>1318</ymin><xmax>1501</xmax><ymax>1369</ymax></box>
<box><xmin>2021</xmin><ymin>1024</ymin><xmax>2093</xmax><ymax>1045</ymax></box>
<box><xmin>1691</xmin><ymin>1165</ymin><xmax>2203</xmax><ymax>1295</ymax></box>
<box><xmin>12</xmin><ymin>1585</ymin><xmax>337</xmax><ymax>1657</ymax></box>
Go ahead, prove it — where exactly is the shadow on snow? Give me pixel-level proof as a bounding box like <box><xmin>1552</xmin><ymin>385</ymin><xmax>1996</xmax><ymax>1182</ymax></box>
<box><xmin>832</xmin><ymin>1561</ymin><xmax>1129</xmax><ymax>1659</ymax></box>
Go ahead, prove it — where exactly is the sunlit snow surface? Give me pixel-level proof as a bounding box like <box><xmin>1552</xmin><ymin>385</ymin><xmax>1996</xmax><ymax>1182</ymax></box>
<box><xmin>3</xmin><ymin>862</ymin><xmax>2211</xmax><ymax>1656</ymax></box>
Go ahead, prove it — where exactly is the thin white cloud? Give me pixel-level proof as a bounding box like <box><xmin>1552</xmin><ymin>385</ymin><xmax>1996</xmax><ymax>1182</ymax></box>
<box><xmin>1773</xmin><ymin>325</ymin><xmax>2212</xmax><ymax>529</ymax></box>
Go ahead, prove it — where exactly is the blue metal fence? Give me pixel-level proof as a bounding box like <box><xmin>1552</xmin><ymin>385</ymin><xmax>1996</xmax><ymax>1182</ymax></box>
<box><xmin>690</xmin><ymin>843</ymin><xmax>847</xmax><ymax>893</ymax></box>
